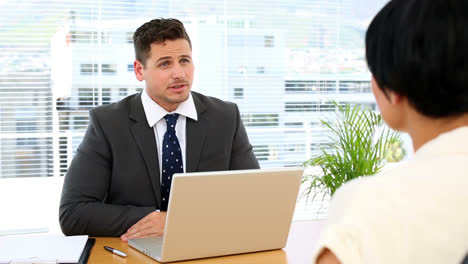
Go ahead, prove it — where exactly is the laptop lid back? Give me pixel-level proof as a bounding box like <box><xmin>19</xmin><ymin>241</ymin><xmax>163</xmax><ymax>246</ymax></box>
<box><xmin>160</xmin><ymin>168</ymin><xmax>303</xmax><ymax>262</ymax></box>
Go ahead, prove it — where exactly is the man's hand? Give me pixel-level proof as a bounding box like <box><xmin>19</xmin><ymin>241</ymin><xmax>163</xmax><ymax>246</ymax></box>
<box><xmin>121</xmin><ymin>211</ymin><xmax>167</xmax><ymax>243</ymax></box>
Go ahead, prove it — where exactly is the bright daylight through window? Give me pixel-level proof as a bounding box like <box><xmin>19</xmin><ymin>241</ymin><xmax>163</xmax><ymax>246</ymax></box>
<box><xmin>0</xmin><ymin>0</ymin><xmax>388</xmax><ymax>181</ymax></box>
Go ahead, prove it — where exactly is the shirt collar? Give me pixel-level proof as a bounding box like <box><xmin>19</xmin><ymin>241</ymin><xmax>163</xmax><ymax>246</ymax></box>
<box><xmin>141</xmin><ymin>88</ymin><xmax>198</xmax><ymax>127</ymax></box>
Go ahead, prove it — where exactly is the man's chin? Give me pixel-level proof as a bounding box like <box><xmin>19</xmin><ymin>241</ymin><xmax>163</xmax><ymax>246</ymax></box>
<box><xmin>168</xmin><ymin>91</ymin><xmax>190</xmax><ymax>104</ymax></box>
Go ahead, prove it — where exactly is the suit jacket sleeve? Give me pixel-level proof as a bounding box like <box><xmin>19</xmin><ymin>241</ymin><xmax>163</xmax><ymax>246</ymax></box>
<box><xmin>229</xmin><ymin>104</ymin><xmax>260</xmax><ymax>170</ymax></box>
<box><xmin>59</xmin><ymin>109</ymin><xmax>155</xmax><ymax>236</ymax></box>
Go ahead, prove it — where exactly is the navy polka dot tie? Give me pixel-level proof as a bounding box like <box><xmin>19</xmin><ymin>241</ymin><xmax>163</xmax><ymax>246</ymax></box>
<box><xmin>160</xmin><ymin>114</ymin><xmax>183</xmax><ymax>211</ymax></box>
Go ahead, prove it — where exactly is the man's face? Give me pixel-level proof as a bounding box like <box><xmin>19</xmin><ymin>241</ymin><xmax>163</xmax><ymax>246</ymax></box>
<box><xmin>134</xmin><ymin>38</ymin><xmax>194</xmax><ymax>112</ymax></box>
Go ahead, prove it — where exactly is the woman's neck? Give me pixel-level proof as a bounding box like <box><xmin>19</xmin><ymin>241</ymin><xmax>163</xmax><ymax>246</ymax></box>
<box><xmin>406</xmin><ymin>112</ymin><xmax>468</xmax><ymax>151</ymax></box>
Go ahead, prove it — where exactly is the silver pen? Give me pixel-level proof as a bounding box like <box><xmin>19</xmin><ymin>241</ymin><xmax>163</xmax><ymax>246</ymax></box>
<box><xmin>104</xmin><ymin>246</ymin><xmax>127</xmax><ymax>257</ymax></box>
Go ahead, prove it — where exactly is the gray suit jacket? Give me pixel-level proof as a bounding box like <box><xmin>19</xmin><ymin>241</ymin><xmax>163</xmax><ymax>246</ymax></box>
<box><xmin>59</xmin><ymin>91</ymin><xmax>259</xmax><ymax>236</ymax></box>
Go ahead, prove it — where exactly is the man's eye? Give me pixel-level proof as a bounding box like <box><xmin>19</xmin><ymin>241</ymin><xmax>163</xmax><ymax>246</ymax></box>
<box><xmin>160</xmin><ymin>62</ymin><xmax>169</xmax><ymax>67</ymax></box>
<box><xmin>181</xmin><ymin>59</ymin><xmax>190</xmax><ymax>63</ymax></box>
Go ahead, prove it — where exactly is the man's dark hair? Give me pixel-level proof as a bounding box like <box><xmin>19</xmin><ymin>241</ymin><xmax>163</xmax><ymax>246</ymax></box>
<box><xmin>365</xmin><ymin>0</ymin><xmax>468</xmax><ymax>117</ymax></box>
<box><xmin>133</xmin><ymin>18</ymin><xmax>192</xmax><ymax>66</ymax></box>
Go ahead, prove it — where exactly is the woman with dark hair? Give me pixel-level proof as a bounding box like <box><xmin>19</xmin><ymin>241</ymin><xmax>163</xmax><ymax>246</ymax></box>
<box><xmin>313</xmin><ymin>0</ymin><xmax>468</xmax><ymax>263</ymax></box>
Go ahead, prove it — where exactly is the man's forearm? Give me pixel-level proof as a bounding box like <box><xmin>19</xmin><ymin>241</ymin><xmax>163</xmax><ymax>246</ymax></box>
<box><xmin>59</xmin><ymin>201</ymin><xmax>155</xmax><ymax>236</ymax></box>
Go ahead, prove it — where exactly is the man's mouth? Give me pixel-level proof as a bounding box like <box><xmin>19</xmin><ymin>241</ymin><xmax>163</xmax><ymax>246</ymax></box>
<box><xmin>169</xmin><ymin>83</ymin><xmax>187</xmax><ymax>90</ymax></box>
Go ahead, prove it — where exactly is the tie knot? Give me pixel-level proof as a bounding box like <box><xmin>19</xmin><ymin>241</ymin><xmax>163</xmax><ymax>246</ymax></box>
<box><xmin>164</xmin><ymin>114</ymin><xmax>179</xmax><ymax>131</ymax></box>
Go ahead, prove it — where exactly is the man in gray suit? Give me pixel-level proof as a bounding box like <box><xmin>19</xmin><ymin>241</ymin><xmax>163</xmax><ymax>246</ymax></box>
<box><xmin>59</xmin><ymin>18</ymin><xmax>259</xmax><ymax>241</ymax></box>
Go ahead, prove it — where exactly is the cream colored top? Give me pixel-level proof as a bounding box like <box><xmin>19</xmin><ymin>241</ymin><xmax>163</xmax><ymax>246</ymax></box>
<box><xmin>313</xmin><ymin>126</ymin><xmax>468</xmax><ymax>264</ymax></box>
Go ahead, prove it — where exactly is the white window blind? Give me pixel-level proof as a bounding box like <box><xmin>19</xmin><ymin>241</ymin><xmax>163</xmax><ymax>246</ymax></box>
<box><xmin>0</xmin><ymin>0</ymin><xmax>388</xmax><ymax>180</ymax></box>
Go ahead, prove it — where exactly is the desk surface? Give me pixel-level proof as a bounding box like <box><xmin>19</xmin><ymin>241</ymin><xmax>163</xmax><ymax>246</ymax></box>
<box><xmin>88</xmin><ymin>220</ymin><xmax>324</xmax><ymax>264</ymax></box>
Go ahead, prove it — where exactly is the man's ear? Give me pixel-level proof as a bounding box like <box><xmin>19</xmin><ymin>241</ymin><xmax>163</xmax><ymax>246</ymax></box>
<box><xmin>134</xmin><ymin>60</ymin><xmax>145</xmax><ymax>82</ymax></box>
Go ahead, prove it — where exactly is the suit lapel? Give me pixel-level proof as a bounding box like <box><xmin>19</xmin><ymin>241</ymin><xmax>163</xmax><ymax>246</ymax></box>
<box><xmin>186</xmin><ymin>93</ymin><xmax>208</xmax><ymax>172</ymax></box>
<box><xmin>128</xmin><ymin>94</ymin><xmax>161</xmax><ymax>207</ymax></box>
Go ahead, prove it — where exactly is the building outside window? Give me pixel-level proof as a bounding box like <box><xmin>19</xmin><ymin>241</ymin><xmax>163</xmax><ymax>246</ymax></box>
<box><xmin>0</xmin><ymin>0</ymin><xmax>394</xmax><ymax>223</ymax></box>
<box><xmin>0</xmin><ymin>0</ymin><xmax>392</xmax><ymax>178</ymax></box>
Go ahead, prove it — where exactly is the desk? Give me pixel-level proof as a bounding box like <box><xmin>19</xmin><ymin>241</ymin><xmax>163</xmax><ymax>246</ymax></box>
<box><xmin>88</xmin><ymin>220</ymin><xmax>324</xmax><ymax>264</ymax></box>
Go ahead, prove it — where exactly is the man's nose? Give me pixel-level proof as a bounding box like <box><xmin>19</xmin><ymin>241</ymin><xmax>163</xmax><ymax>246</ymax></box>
<box><xmin>171</xmin><ymin>64</ymin><xmax>185</xmax><ymax>79</ymax></box>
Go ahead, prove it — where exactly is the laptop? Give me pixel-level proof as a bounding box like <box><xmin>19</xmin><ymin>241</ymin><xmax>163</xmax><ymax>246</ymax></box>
<box><xmin>128</xmin><ymin>167</ymin><xmax>304</xmax><ymax>263</ymax></box>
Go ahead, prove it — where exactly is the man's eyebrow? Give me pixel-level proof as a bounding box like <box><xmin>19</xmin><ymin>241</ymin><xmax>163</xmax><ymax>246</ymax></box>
<box><xmin>155</xmin><ymin>55</ymin><xmax>192</xmax><ymax>64</ymax></box>
<box><xmin>155</xmin><ymin>56</ymin><xmax>172</xmax><ymax>63</ymax></box>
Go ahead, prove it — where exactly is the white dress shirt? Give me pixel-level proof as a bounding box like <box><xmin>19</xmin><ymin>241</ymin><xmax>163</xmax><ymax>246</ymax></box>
<box><xmin>141</xmin><ymin>89</ymin><xmax>198</xmax><ymax>182</ymax></box>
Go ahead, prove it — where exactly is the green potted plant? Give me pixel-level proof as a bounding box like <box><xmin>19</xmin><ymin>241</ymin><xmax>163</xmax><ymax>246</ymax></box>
<box><xmin>302</xmin><ymin>101</ymin><xmax>403</xmax><ymax>200</ymax></box>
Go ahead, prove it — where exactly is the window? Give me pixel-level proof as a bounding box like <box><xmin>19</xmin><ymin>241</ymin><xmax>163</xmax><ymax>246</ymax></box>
<box><xmin>78</xmin><ymin>88</ymin><xmax>96</xmax><ymax>107</ymax></box>
<box><xmin>70</xmin><ymin>31</ymin><xmax>111</xmax><ymax>44</ymax></box>
<box><xmin>233</xmin><ymin>87</ymin><xmax>244</xmax><ymax>99</ymax></box>
<box><xmin>241</xmin><ymin>114</ymin><xmax>279</xmax><ymax>127</ymax></box>
<box><xmin>285</xmin><ymin>80</ymin><xmax>337</xmax><ymax>93</ymax></box>
<box><xmin>253</xmin><ymin>145</ymin><xmax>268</xmax><ymax>161</ymax></box>
<box><xmin>101</xmin><ymin>64</ymin><xmax>117</xmax><ymax>75</ymax></box>
<box><xmin>80</xmin><ymin>64</ymin><xmax>116</xmax><ymax>75</ymax></box>
<box><xmin>285</xmin><ymin>102</ymin><xmax>316</xmax><ymax>112</ymax></box>
<box><xmin>341</xmin><ymin>101</ymin><xmax>377</xmax><ymax>111</ymax></box>
<box><xmin>1</xmin><ymin>0</ymin><xmax>389</xmax><ymax>222</ymax></box>
<box><xmin>264</xmin><ymin>35</ymin><xmax>275</xmax><ymax>47</ymax></box>
<box><xmin>102</xmin><ymin>88</ymin><xmax>111</xmax><ymax>104</ymax></box>
<box><xmin>80</xmin><ymin>64</ymin><xmax>98</xmax><ymax>75</ymax></box>
<box><xmin>126</xmin><ymin>32</ymin><xmax>134</xmax><ymax>43</ymax></box>
<box><xmin>71</xmin><ymin>31</ymin><xmax>97</xmax><ymax>43</ymax></box>
<box><xmin>119</xmin><ymin>88</ymin><xmax>128</xmax><ymax>96</ymax></box>
<box><xmin>311</xmin><ymin>143</ymin><xmax>333</xmax><ymax>156</ymax></box>
<box><xmin>77</xmin><ymin>87</ymin><xmax>112</xmax><ymax>107</ymax></box>
<box><xmin>71</xmin><ymin>116</ymin><xmax>89</xmax><ymax>129</ymax></box>
<box><xmin>285</xmin><ymin>122</ymin><xmax>303</xmax><ymax>127</ymax></box>
<box><xmin>59</xmin><ymin>136</ymin><xmax>68</xmax><ymax>175</ymax></box>
<box><xmin>284</xmin><ymin>101</ymin><xmax>343</xmax><ymax>112</ymax></box>
<box><xmin>339</xmin><ymin>81</ymin><xmax>371</xmax><ymax>93</ymax></box>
